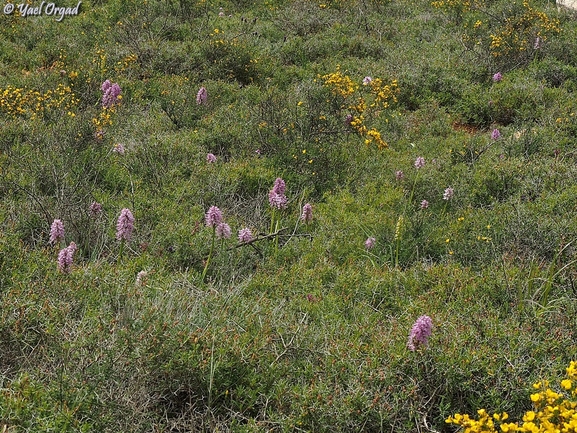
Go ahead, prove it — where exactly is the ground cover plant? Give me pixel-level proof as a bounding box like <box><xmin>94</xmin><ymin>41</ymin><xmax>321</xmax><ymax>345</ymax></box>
<box><xmin>2</xmin><ymin>0</ymin><xmax>577</xmax><ymax>431</ymax></box>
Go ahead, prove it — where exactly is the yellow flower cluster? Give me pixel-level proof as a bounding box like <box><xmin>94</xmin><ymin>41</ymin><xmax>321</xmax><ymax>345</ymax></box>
<box><xmin>322</xmin><ymin>67</ymin><xmax>398</xmax><ymax>149</ymax></box>
<box><xmin>433</xmin><ymin>0</ymin><xmax>559</xmax><ymax>63</ymax></box>
<box><xmin>431</xmin><ymin>0</ymin><xmax>473</xmax><ymax>14</ymax></box>
<box><xmin>488</xmin><ymin>1</ymin><xmax>559</xmax><ymax>58</ymax></box>
<box><xmin>115</xmin><ymin>53</ymin><xmax>138</xmax><ymax>73</ymax></box>
<box><xmin>447</xmin><ymin>361</ymin><xmax>577</xmax><ymax>432</ymax></box>
<box><xmin>92</xmin><ymin>106</ymin><xmax>116</xmax><ymax>138</ymax></box>
<box><xmin>0</xmin><ymin>84</ymin><xmax>78</xmax><ymax>119</ymax></box>
<box><xmin>322</xmin><ymin>67</ymin><xmax>358</xmax><ymax>99</ymax></box>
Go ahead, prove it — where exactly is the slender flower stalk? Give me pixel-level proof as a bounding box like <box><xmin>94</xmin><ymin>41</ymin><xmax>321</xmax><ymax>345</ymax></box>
<box><xmin>394</xmin><ymin>215</ymin><xmax>404</xmax><ymax>267</ymax></box>
<box><xmin>407</xmin><ymin>315</ymin><xmax>433</xmax><ymax>351</ymax></box>
<box><xmin>408</xmin><ymin>157</ymin><xmax>425</xmax><ymax>206</ymax></box>
<box><xmin>268</xmin><ymin>178</ymin><xmax>288</xmax><ymax>250</ymax></box>
<box><xmin>202</xmin><ymin>206</ymin><xmax>226</xmax><ymax>282</ymax></box>
<box><xmin>116</xmin><ymin>208</ymin><xmax>134</xmax><ymax>260</ymax></box>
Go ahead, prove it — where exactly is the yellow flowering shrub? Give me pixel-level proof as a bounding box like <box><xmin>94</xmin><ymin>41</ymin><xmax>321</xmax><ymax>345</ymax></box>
<box><xmin>321</xmin><ymin>67</ymin><xmax>398</xmax><ymax>149</ymax></box>
<box><xmin>432</xmin><ymin>0</ymin><xmax>560</xmax><ymax>67</ymax></box>
<box><xmin>0</xmin><ymin>84</ymin><xmax>78</xmax><ymax>120</ymax></box>
<box><xmin>446</xmin><ymin>361</ymin><xmax>577</xmax><ymax>433</ymax></box>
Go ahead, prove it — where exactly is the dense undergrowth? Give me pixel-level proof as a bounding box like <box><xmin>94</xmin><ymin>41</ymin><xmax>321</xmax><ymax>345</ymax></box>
<box><xmin>2</xmin><ymin>0</ymin><xmax>577</xmax><ymax>431</ymax></box>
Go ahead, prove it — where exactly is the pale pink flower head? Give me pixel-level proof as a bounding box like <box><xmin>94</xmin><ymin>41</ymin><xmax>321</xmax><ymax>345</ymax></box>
<box><xmin>271</xmin><ymin>177</ymin><xmax>286</xmax><ymax>195</ymax></box>
<box><xmin>101</xmin><ymin>79</ymin><xmax>112</xmax><ymax>92</ymax></box>
<box><xmin>89</xmin><ymin>202</ymin><xmax>103</xmax><ymax>217</ymax></box>
<box><xmin>443</xmin><ymin>187</ymin><xmax>454</xmax><ymax>201</ymax></box>
<box><xmin>206</xmin><ymin>153</ymin><xmax>217</xmax><ymax>163</ymax></box>
<box><xmin>269</xmin><ymin>178</ymin><xmax>288</xmax><ymax>209</ymax></box>
<box><xmin>395</xmin><ymin>170</ymin><xmax>404</xmax><ymax>180</ymax></box>
<box><xmin>414</xmin><ymin>156</ymin><xmax>425</xmax><ymax>169</ymax></box>
<box><xmin>57</xmin><ymin>242</ymin><xmax>77</xmax><ymax>274</ymax></box>
<box><xmin>364</xmin><ymin>236</ymin><xmax>376</xmax><ymax>250</ymax></box>
<box><xmin>301</xmin><ymin>203</ymin><xmax>313</xmax><ymax>224</ymax></box>
<box><xmin>196</xmin><ymin>86</ymin><xmax>208</xmax><ymax>105</ymax></box>
<box><xmin>50</xmin><ymin>219</ymin><xmax>65</xmax><ymax>245</ymax></box>
<box><xmin>491</xmin><ymin>128</ymin><xmax>501</xmax><ymax>140</ymax></box>
<box><xmin>345</xmin><ymin>114</ymin><xmax>353</xmax><ymax>125</ymax></box>
<box><xmin>136</xmin><ymin>270</ymin><xmax>148</xmax><ymax>286</ymax></box>
<box><xmin>101</xmin><ymin>80</ymin><xmax>122</xmax><ymax>108</ymax></box>
<box><xmin>238</xmin><ymin>227</ymin><xmax>253</xmax><ymax>243</ymax></box>
<box><xmin>216</xmin><ymin>222</ymin><xmax>232</xmax><ymax>239</ymax></box>
<box><xmin>407</xmin><ymin>315</ymin><xmax>433</xmax><ymax>351</ymax></box>
<box><xmin>113</xmin><ymin>143</ymin><xmax>125</xmax><ymax>154</ymax></box>
<box><xmin>420</xmin><ymin>199</ymin><xmax>429</xmax><ymax>209</ymax></box>
<box><xmin>116</xmin><ymin>208</ymin><xmax>135</xmax><ymax>241</ymax></box>
<box><xmin>534</xmin><ymin>36</ymin><xmax>542</xmax><ymax>50</ymax></box>
<box><xmin>205</xmin><ymin>206</ymin><xmax>223</xmax><ymax>227</ymax></box>
<box><xmin>492</xmin><ymin>72</ymin><xmax>502</xmax><ymax>82</ymax></box>
<box><xmin>362</xmin><ymin>76</ymin><xmax>373</xmax><ymax>85</ymax></box>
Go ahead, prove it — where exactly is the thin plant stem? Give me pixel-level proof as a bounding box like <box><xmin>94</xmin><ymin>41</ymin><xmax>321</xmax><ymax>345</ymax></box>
<box><xmin>202</xmin><ymin>228</ymin><xmax>216</xmax><ymax>282</ymax></box>
<box><xmin>118</xmin><ymin>239</ymin><xmax>125</xmax><ymax>261</ymax></box>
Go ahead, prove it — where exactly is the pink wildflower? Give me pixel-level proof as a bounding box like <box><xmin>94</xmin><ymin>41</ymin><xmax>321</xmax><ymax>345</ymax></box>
<box><xmin>216</xmin><ymin>222</ymin><xmax>232</xmax><ymax>239</ymax></box>
<box><xmin>57</xmin><ymin>242</ymin><xmax>77</xmax><ymax>273</ymax></box>
<box><xmin>113</xmin><ymin>143</ymin><xmax>125</xmax><ymax>154</ymax></box>
<box><xmin>420</xmin><ymin>200</ymin><xmax>429</xmax><ymax>209</ymax></box>
<box><xmin>206</xmin><ymin>153</ymin><xmax>217</xmax><ymax>163</ymax></box>
<box><xmin>492</xmin><ymin>72</ymin><xmax>502</xmax><ymax>82</ymax></box>
<box><xmin>196</xmin><ymin>87</ymin><xmax>208</xmax><ymax>105</ymax></box>
<box><xmin>116</xmin><ymin>208</ymin><xmax>135</xmax><ymax>241</ymax></box>
<box><xmin>363</xmin><ymin>76</ymin><xmax>373</xmax><ymax>85</ymax></box>
<box><xmin>89</xmin><ymin>202</ymin><xmax>102</xmax><ymax>217</ymax></box>
<box><xmin>136</xmin><ymin>270</ymin><xmax>148</xmax><ymax>286</ymax></box>
<box><xmin>101</xmin><ymin>80</ymin><xmax>122</xmax><ymax>108</ymax></box>
<box><xmin>443</xmin><ymin>187</ymin><xmax>454</xmax><ymax>201</ymax></box>
<box><xmin>365</xmin><ymin>237</ymin><xmax>376</xmax><ymax>250</ymax></box>
<box><xmin>205</xmin><ymin>206</ymin><xmax>223</xmax><ymax>227</ymax></box>
<box><xmin>238</xmin><ymin>227</ymin><xmax>253</xmax><ymax>243</ymax></box>
<box><xmin>269</xmin><ymin>178</ymin><xmax>288</xmax><ymax>209</ymax></box>
<box><xmin>301</xmin><ymin>203</ymin><xmax>313</xmax><ymax>224</ymax></box>
<box><xmin>414</xmin><ymin>156</ymin><xmax>425</xmax><ymax>169</ymax></box>
<box><xmin>50</xmin><ymin>219</ymin><xmax>65</xmax><ymax>245</ymax></box>
<box><xmin>407</xmin><ymin>315</ymin><xmax>433</xmax><ymax>351</ymax></box>
<box><xmin>395</xmin><ymin>170</ymin><xmax>404</xmax><ymax>180</ymax></box>
<box><xmin>491</xmin><ymin>128</ymin><xmax>501</xmax><ymax>140</ymax></box>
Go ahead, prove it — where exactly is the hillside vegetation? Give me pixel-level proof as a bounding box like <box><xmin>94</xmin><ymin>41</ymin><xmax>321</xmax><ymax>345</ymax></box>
<box><xmin>2</xmin><ymin>0</ymin><xmax>577</xmax><ymax>431</ymax></box>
